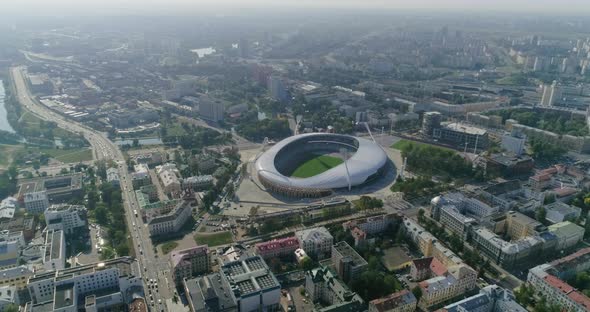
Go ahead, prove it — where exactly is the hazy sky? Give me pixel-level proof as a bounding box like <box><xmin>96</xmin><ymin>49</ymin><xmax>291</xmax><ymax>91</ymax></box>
<box><xmin>2</xmin><ymin>0</ymin><xmax>590</xmax><ymax>15</ymax></box>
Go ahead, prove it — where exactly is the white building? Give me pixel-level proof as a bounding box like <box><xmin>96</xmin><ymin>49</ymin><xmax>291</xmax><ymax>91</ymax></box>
<box><xmin>295</xmin><ymin>227</ymin><xmax>334</xmax><ymax>260</ymax></box>
<box><xmin>42</xmin><ymin>229</ymin><xmax>66</xmax><ymax>271</ymax></box>
<box><xmin>0</xmin><ymin>231</ymin><xmax>23</xmax><ymax>270</ymax></box>
<box><xmin>23</xmin><ymin>191</ymin><xmax>49</xmax><ymax>214</ymax></box>
<box><xmin>0</xmin><ymin>197</ymin><xmax>17</xmax><ymax>220</ymax></box>
<box><xmin>26</xmin><ymin>257</ymin><xmax>143</xmax><ymax>311</ymax></box>
<box><xmin>198</xmin><ymin>95</ymin><xmax>224</xmax><ymax>122</ymax></box>
<box><xmin>106</xmin><ymin>168</ymin><xmax>120</xmax><ymax>186</ymax></box>
<box><xmin>148</xmin><ymin>201</ymin><xmax>192</xmax><ymax>236</ymax></box>
<box><xmin>44</xmin><ymin>204</ymin><xmax>88</xmax><ymax>235</ymax></box>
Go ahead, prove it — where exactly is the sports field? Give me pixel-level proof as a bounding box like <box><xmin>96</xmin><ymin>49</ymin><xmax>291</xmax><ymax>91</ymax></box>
<box><xmin>291</xmin><ymin>155</ymin><xmax>343</xmax><ymax>178</ymax></box>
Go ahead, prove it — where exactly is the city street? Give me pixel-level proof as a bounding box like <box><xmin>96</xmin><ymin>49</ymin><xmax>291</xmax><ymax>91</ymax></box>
<box><xmin>10</xmin><ymin>66</ymin><xmax>172</xmax><ymax>311</ymax></box>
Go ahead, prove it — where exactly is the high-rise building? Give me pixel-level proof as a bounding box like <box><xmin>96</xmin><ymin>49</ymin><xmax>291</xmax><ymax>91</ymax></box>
<box><xmin>422</xmin><ymin>111</ymin><xmax>442</xmax><ymax>136</ymax></box>
<box><xmin>198</xmin><ymin>95</ymin><xmax>224</xmax><ymax>122</ymax></box>
<box><xmin>268</xmin><ymin>76</ymin><xmax>289</xmax><ymax>103</ymax></box>
<box><xmin>540</xmin><ymin>80</ymin><xmax>561</xmax><ymax>106</ymax></box>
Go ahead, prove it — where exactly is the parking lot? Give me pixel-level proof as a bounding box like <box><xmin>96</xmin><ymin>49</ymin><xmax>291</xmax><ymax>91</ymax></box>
<box><xmin>75</xmin><ymin>224</ymin><xmax>104</xmax><ymax>264</ymax></box>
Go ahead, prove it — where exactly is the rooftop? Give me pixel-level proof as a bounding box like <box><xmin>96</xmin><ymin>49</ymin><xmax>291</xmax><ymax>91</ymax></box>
<box><xmin>369</xmin><ymin>289</ymin><xmax>416</xmax><ymax>312</ymax></box>
<box><xmin>221</xmin><ymin>256</ymin><xmax>279</xmax><ymax>296</ymax></box>
<box><xmin>332</xmin><ymin>241</ymin><xmax>368</xmax><ymax>267</ymax></box>
<box><xmin>255</xmin><ymin>236</ymin><xmax>299</xmax><ymax>253</ymax></box>
<box><xmin>444</xmin><ymin>122</ymin><xmax>487</xmax><ymax>135</ymax></box>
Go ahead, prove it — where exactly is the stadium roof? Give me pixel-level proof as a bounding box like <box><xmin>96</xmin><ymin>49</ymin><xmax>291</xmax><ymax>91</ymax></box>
<box><xmin>255</xmin><ymin>133</ymin><xmax>388</xmax><ymax>190</ymax></box>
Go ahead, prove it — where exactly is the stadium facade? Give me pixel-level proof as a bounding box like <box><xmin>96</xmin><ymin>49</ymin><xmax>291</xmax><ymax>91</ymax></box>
<box><xmin>254</xmin><ymin>133</ymin><xmax>388</xmax><ymax>198</ymax></box>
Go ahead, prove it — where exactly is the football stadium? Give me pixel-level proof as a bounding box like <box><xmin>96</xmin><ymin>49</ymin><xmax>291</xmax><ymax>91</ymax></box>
<box><xmin>254</xmin><ymin>133</ymin><xmax>389</xmax><ymax>198</ymax></box>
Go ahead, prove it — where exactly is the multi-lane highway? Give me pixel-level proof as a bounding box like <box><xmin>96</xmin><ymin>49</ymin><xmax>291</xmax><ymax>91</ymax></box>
<box><xmin>10</xmin><ymin>66</ymin><xmax>171</xmax><ymax>311</ymax></box>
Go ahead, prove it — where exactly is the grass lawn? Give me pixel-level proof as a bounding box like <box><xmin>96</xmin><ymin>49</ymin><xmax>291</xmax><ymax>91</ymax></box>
<box><xmin>390</xmin><ymin>139</ymin><xmax>453</xmax><ymax>152</ymax></box>
<box><xmin>160</xmin><ymin>241</ymin><xmax>179</xmax><ymax>254</ymax></box>
<box><xmin>194</xmin><ymin>231</ymin><xmax>233</xmax><ymax>247</ymax></box>
<box><xmin>0</xmin><ymin>144</ymin><xmax>24</xmax><ymax>169</ymax></box>
<box><xmin>38</xmin><ymin>148</ymin><xmax>93</xmax><ymax>163</ymax></box>
<box><xmin>291</xmin><ymin>155</ymin><xmax>343</xmax><ymax>178</ymax></box>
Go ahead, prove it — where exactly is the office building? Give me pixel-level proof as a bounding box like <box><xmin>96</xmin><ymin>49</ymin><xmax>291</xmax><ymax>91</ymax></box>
<box><xmin>305</xmin><ymin>266</ymin><xmax>364</xmax><ymax>311</ymax></box>
<box><xmin>295</xmin><ymin>227</ymin><xmax>333</xmax><ymax>260</ymax></box>
<box><xmin>19</xmin><ymin>174</ymin><xmax>83</xmax><ymax>204</ymax></box>
<box><xmin>422</xmin><ymin>111</ymin><xmax>442</xmax><ymax>136</ymax></box>
<box><xmin>170</xmin><ymin>245</ymin><xmax>210</xmax><ymax>285</ymax></box>
<box><xmin>184</xmin><ymin>255</ymin><xmax>280</xmax><ymax>312</ymax></box>
<box><xmin>501</xmin><ymin>133</ymin><xmax>527</xmax><ymax>156</ymax></box>
<box><xmin>148</xmin><ymin>201</ymin><xmax>192</xmax><ymax>236</ymax></box>
<box><xmin>198</xmin><ymin>95</ymin><xmax>224</xmax><ymax>122</ymax></box>
<box><xmin>26</xmin><ymin>257</ymin><xmax>143</xmax><ymax>311</ymax></box>
<box><xmin>23</xmin><ymin>192</ymin><xmax>49</xmax><ymax>215</ymax></box>
<box><xmin>44</xmin><ymin>204</ymin><xmax>88</xmax><ymax>235</ymax></box>
<box><xmin>369</xmin><ymin>289</ymin><xmax>417</xmax><ymax>312</ymax></box>
<box><xmin>255</xmin><ymin>236</ymin><xmax>299</xmax><ymax>260</ymax></box>
<box><xmin>42</xmin><ymin>229</ymin><xmax>66</xmax><ymax>271</ymax></box>
<box><xmin>432</xmin><ymin>122</ymin><xmax>489</xmax><ymax>152</ymax></box>
<box><xmin>268</xmin><ymin>76</ymin><xmax>289</xmax><ymax>103</ymax></box>
<box><xmin>331</xmin><ymin>241</ymin><xmax>368</xmax><ymax>283</ymax></box>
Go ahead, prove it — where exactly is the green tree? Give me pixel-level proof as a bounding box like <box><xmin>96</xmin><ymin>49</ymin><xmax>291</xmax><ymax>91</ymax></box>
<box><xmin>536</xmin><ymin>207</ymin><xmax>547</xmax><ymax>224</ymax></box>
<box><xmin>412</xmin><ymin>286</ymin><xmax>423</xmax><ymax>302</ymax></box>
<box><xmin>300</xmin><ymin>257</ymin><xmax>315</xmax><ymax>271</ymax></box>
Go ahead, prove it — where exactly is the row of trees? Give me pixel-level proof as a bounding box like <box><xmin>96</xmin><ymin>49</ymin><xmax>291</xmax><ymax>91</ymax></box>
<box><xmin>390</xmin><ymin>176</ymin><xmax>449</xmax><ymax>200</ymax></box>
<box><xmin>491</xmin><ymin>108</ymin><xmax>589</xmax><ymax>137</ymax></box>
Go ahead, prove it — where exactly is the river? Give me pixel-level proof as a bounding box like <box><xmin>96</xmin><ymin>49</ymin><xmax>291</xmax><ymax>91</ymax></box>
<box><xmin>0</xmin><ymin>80</ymin><xmax>16</xmax><ymax>133</ymax></box>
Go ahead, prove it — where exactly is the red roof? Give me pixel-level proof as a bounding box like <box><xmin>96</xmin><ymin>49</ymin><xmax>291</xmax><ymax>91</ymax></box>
<box><xmin>544</xmin><ymin>275</ymin><xmax>574</xmax><ymax>294</ymax></box>
<box><xmin>567</xmin><ymin>291</ymin><xmax>590</xmax><ymax>310</ymax></box>
<box><xmin>430</xmin><ymin>257</ymin><xmax>448</xmax><ymax>277</ymax></box>
<box><xmin>550</xmin><ymin>247</ymin><xmax>590</xmax><ymax>266</ymax></box>
<box><xmin>255</xmin><ymin>236</ymin><xmax>299</xmax><ymax>252</ymax></box>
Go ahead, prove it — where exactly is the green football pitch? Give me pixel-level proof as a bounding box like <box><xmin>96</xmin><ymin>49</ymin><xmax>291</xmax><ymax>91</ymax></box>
<box><xmin>290</xmin><ymin>155</ymin><xmax>344</xmax><ymax>178</ymax></box>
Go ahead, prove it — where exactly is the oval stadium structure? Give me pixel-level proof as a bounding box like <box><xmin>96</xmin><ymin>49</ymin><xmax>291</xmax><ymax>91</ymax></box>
<box><xmin>254</xmin><ymin>133</ymin><xmax>389</xmax><ymax>198</ymax></box>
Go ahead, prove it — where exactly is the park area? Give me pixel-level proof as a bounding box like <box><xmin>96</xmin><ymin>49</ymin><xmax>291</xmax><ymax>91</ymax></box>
<box><xmin>290</xmin><ymin>155</ymin><xmax>343</xmax><ymax>178</ymax></box>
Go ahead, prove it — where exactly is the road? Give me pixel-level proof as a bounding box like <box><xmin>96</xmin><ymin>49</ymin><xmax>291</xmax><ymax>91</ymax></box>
<box><xmin>10</xmin><ymin>66</ymin><xmax>171</xmax><ymax>311</ymax></box>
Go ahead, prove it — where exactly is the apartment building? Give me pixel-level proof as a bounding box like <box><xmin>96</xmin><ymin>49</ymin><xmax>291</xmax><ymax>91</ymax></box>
<box><xmin>255</xmin><ymin>236</ymin><xmax>299</xmax><ymax>260</ymax></box>
<box><xmin>331</xmin><ymin>241</ymin><xmax>368</xmax><ymax>283</ymax></box>
<box><xmin>170</xmin><ymin>245</ymin><xmax>210</xmax><ymax>285</ymax></box>
<box><xmin>295</xmin><ymin>227</ymin><xmax>333</xmax><ymax>260</ymax></box>
<box><xmin>148</xmin><ymin>201</ymin><xmax>192</xmax><ymax>236</ymax></box>
<box><xmin>305</xmin><ymin>266</ymin><xmax>364</xmax><ymax>311</ymax></box>
<box><xmin>439</xmin><ymin>284</ymin><xmax>526</xmax><ymax>312</ymax></box>
<box><xmin>368</xmin><ymin>289</ymin><xmax>417</xmax><ymax>312</ymax></box>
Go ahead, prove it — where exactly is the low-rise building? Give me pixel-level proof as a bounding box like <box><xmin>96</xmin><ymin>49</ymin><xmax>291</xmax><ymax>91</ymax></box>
<box><xmin>148</xmin><ymin>201</ymin><xmax>192</xmax><ymax>236</ymax></box>
<box><xmin>44</xmin><ymin>204</ymin><xmax>88</xmax><ymax>235</ymax></box>
<box><xmin>481</xmin><ymin>153</ymin><xmax>534</xmax><ymax>178</ymax></box>
<box><xmin>0</xmin><ymin>285</ymin><xmax>18</xmax><ymax>310</ymax></box>
<box><xmin>331</xmin><ymin>241</ymin><xmax>368</xmax><ymax>283</ymax></box>
<box><xmin>26</xmin><ymin>257</ymin><xmax>143</xmax><ymax>311</ymax></box>
<box><xmin>342</xmin><ymin>214</ymin><xmax>396</xmax><ymax>235</ymax></box>
<box><xmin>158</xmin><ymin>167</ymin><xmax>181</xmax><ymax>196</ymax></box>
<box><xmin>0</xmin><ymin>265</ymin><xmax>33</xmax><ymax>289</ymax></box>
<box><xmin>369</xmin><ymin>289</ymin><xmax>417</xmax><ymax>312</ymax></box>
<box><xmin>296</xmin><ymin>227</ymin><xmax>333</xmax><ymax>260</ymax></box>
<box><xmin>506</xmin><ymin>211</ymin><xmax>542</xmax><ymax>240</ymax></box>
<box><xmin>170</xmin><ymin>245</ymin><xmax>210</xmax><ymax>285</ymax></box>
<box><xmin>0</xmin><ymin>198</ymin><xmax>17</xmax><ymax>221</ymax></box>
<box><xmin>255</xmin><ymin>236</ymin><xmax>299</xmax><ymax>260</ymax></box>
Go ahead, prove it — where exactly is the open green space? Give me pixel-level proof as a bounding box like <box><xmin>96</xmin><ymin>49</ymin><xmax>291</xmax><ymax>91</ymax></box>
<box><xmin>291</xmin><ymin>155</ymin><xmax>343</xmax><ymax>178</ymax></box>
<box><xmin>37</xmin><ymin>147</ymin><xmax>93</xmax><ymax>163</ymax></box>
<box><xmin>160</xmin><ymin>241</ymin><xmax>179</xmax><ymax>255</ymax></box>
<box><xmin>391</xmin><ymin>139</ymin><xmax>453</xmax><ymax>152</ymax></box>
<box><xmin>194</xmin><ymin>231</ymin><xmax>233</xmax><ymax>246</ymax></box>
<box><xmin>0</xmin><ymin>144</ymin><xmax>24</xmax><ymax>168</ymax></box>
